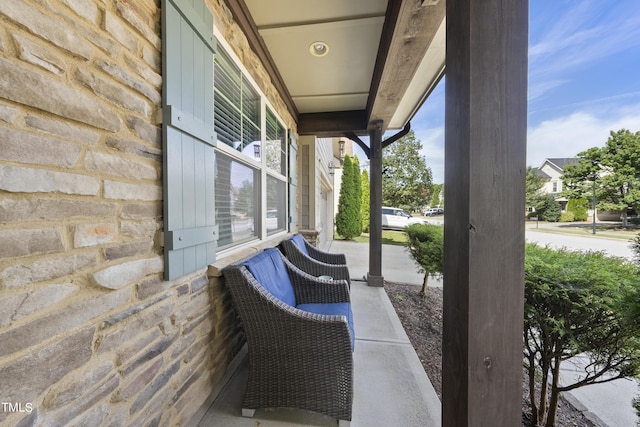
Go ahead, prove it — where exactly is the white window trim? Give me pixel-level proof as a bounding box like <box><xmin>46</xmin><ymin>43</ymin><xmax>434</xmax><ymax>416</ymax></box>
<box><xmin>214</xmin><ymin>31</ymin><xmax>289</xmax><ymax>255</ymax></box>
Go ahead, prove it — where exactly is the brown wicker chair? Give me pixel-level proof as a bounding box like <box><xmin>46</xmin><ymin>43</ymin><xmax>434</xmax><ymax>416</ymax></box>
<box><xmin>224</xmin><ymin>248</ymin><xmax>353</xmax><ymax>425</ymax></box>
<box><xmin>279</xmin><ymin>234</ymin><xmax>351</xmax><ymax>285</ymax></box>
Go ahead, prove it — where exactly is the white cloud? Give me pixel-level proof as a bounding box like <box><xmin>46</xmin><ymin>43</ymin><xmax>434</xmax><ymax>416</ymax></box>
<box><xmin>527</xmin><ymin>104</ymin><xmax>640</xmax><ymax>167</ymax></box>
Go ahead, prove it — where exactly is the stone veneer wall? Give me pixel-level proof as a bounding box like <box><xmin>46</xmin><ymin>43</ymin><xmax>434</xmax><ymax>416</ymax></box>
<box><xmin>0</xmin><ymin>0</ymin><xmax>296</xmax><ymax>426</ymax></box>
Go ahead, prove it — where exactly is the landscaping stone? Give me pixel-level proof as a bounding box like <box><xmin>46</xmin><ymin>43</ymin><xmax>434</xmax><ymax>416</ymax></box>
<box><xmin>121</xmin><ymin>332</ymin><xmax>178</xmax><ymax>377</ymax></box>
<box><xmin>96</xmin><ymin>60</ymin><xmax>161</xmax><ymax>104</ymax></box>
<box><xmin>0</xmin><ymin>327</ymin><xmax>95</xmax><ymax>411</ymax></box>
<box><xmin>121</xmin><ymin>202</ymin><xmax>162</xmax><ymax>218</ymax></box>
<box><xmin>112</xmin><ymin>356</ymin><xmax>163</xmax><ymax>401</ymax></box>
<box><xmin>103</xmin><ymin>11</ymin><xmax>138</xmax><ymax>53</ymax></box>
<box><xmin>85</xmin><ymin>151</ymin><xmax>158</xmax><ymax>180</ymax></box>
<box><xmin>0</xmin><ymin>228</ymin><xmax>64</xmax><ymax>259</ymax></box>
<box><xmin>0</xmin><ymin>283</ymin><xmax>77</xmax><ymax>328</ymax></box>
<box><xmin>0</xmin><ymin>198</ymin><xmax>116</xmax><ymax>222</ymax></box>
<box><xmin>97</xmin><ymin>302</ymin><xmax>175</xmax><ymax>353</ymax></box>
<box><xmin>121</xmin><ymin>219</ymin><xmax>158</xmax><ymax>240</ymax></box>
<box><xmin>114</xmin><ymin>328</ymin><xmax>163</xmax><ymax>367</ymax></box>
<box><xmin>0</xmin><ymin>58</ymin><xmax>120</xmax><ymax>131</ymax></box>
<box><xmin>106</xmin><ymin>135</ymin><xmax>162</xmax><ymax>161</ymax></box>
<box><xmin>129</xmin><ymin>360</ymin><xmax>180</xmax><ymax>415</ymax></box>
<box><xmin>75</xmin><ymin>68</ymin><xmax>152</xmax><ymax>117</ymax></box>
<box><xmin>62</xmin><ymin>0</ymin><xmax>100</xmax><ymax>24</ymax></box>
<box><xmin>43</xmin><ymin>360</ymin><xmax>115</xmax><ymax>410</ymax></box>
<box><xmin>41</xmin><ymin>374</ymin><xmax>119</xmax><ymax>426</ymax></box>
<box><xmin>0</xmin><ymin>252</ymin><xmax>96</xmax><ymax>288</ymax></box>
<box><xmin>0</xmin><ymin>125</ymin><xmax>82</xmax><ymax>167</ymax></box>
<box><xmin>126</xmin><ymin>115</ymin><xmax>161</xmax><ymax>145</ymax></box>
<box><xmin>24</xmin><ymin>115</ymin><xmax>101</xmax><ymax>146</ymax></box>
<box><xmin>0</xmin><ymin>0</ymin><xmax>93</xmax><ymax>59</ymax></box>
<box><xmin>104</xmin><ymin>180</ymin><xmax>162</xmax><ymax>201</ymax></box>
<box><xmin>0</xmin><ymin>164</ymin><xmax>100</xmax><ymax>195</ymax></box>
<box><xmin>0</xmin><ymin>287</ymin><xmax>130</xmax><ymax>358</ymax></box>
<box><xmin>74</xmin><ymin>222</ymin><xmax>118</xmax><ymax>248</ymax></box>
<box><xmin>92</xmin><ymin>256</ymin><xmax>163</xmax><ymax>289</ymax></box>
<box><xmin>104</xmin><ymin>241</ymin><xmax>154</xmax><ymax>261</ymax></box>
<box><xmin>13</xmin><ymin>32</ymin><xmax>66</xmax><ymax>75</ymax></box>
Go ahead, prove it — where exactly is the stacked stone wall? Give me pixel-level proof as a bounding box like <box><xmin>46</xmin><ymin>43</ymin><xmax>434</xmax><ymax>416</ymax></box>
<box><xmin>0</xmin><ymin>0</ymin><xmax>296</xmax><ymax>425</ymax></box>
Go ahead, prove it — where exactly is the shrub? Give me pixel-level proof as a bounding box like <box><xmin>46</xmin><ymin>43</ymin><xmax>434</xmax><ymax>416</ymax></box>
<box><xmin>567</xmin><ymin>198</ymin><xmax>589</xmax><ymax>221</ymax></box>
<box><xmin>335</xmin><ymin>154</ymin><xmax>361</xmax><ymax>239</ymax></box>
<box><xmin>559</xmin><ymin>211</ymin><xmax>575</xmax><ymax>222</ymax></box>
<box><xmin>535</xmin><ymin>194</ymin><xmax>562</xmax><ymax>222</ymax></box>
<box><xmin>524</xmin><ymin>244</ymin><xmax>640</xmax><ymax>427</ymax></box>
<box><xmin>404</xmin><ymin>224</ymin><xmax>443</xmax><ymax>295</ymax></box>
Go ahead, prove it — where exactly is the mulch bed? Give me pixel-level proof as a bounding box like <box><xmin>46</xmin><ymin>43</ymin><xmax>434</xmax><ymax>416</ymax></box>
<box><xmin>384</xmin><ymin>281</ymin><xmax>597</xmax><ymax>426</ymax></box>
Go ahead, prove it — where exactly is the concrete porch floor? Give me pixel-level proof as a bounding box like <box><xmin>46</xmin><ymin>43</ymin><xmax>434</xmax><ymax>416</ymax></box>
<box><xmin>192</xmin><ymin>272</ymin><xmax>442</xmax><ymax>426</ymax></box>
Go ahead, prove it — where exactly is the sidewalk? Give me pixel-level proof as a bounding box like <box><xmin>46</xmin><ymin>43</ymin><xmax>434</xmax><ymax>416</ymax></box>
<box><xmin>194</xmin><ymin>240</ymin><xmax>441</xmax><ymax>427</ymax></box>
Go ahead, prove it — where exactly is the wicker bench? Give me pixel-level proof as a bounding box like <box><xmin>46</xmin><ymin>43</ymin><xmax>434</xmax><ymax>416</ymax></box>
<box><xmin>279</xmin><ymin>234</ymin><xmax>351</xmax><ymax>286</ymax></box>
<box><xmin>224</xmin><ymin>248</ymin><xmax>354</xmax><ymax>425</ymax></box>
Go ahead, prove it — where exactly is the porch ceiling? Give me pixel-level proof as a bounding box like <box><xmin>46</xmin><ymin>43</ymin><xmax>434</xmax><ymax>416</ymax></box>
<box><xmin>228</xmin><ymin>0</ymin><xmax>446</xmax><ymax>136</ymax></box>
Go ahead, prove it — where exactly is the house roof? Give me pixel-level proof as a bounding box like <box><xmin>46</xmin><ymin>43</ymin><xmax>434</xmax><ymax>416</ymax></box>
<box><xmin>543</xmin><ymin>158</ymin><xmax>580</xmax><ymax>171</ymax></box>
<box><xmin>227</xmin><ymin>0</ymin><xmax>445</xmax><ymax>136</ymax></box>
<box><xmin>532</xmin><ymin>167</ymin><xmax>551</xmax><ymax>179</ymax></box>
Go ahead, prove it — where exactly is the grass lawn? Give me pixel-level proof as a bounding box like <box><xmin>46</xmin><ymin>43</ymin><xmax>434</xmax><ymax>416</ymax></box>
<box><xmin>335</xmin><ymin>230</ymin><xmax>408</xmax><ymax>246</ymax></box>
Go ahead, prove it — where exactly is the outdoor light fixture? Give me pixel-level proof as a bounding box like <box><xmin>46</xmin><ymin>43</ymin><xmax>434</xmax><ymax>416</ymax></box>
<box><xmin>309</xmin><ymin>41</ymin><xmax>329</xmax><ymax>57</ymax></box>
<box><xmin>254</xmin><ymin>143</ymin><xmax>260</xmax><ymax>159</ymax></box>
<box><xmin>338</xmin><ymin>139</ymin><xmax>345</xmax><ymax>159</ymax></box>
<box><xmin>328</xmin><ymin>161</ymin><xmax>335</xmax><ymax>175</ymax></box>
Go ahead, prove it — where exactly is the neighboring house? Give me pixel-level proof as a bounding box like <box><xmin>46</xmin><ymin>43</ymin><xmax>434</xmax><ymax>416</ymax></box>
<box><xmin>0</xmin><ymin>0</ymin><xmax>528</xmax><ymax>426</ymax></box>
<box><xmin>533</xmin><ymin>158</ymin><xmax>579</xmax><ymax>211</ymax></box>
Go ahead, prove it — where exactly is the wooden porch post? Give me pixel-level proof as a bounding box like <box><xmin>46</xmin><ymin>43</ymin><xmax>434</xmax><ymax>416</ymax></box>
<box><xmin>367</xmin><ymin>120</ymin><xmax>384</xmax><ymax>287</ymax></box>
<box><xmin>442</xmin><ymin>0</ymin><xmax>528</xmax><ymax>426</ymax></box>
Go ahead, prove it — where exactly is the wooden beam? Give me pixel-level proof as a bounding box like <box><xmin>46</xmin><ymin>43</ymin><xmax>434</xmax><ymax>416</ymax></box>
<box><xmin>442</xmin><ymin>0</ymin><xmax>528</xmax><ymax>425</ymax></box>
<box><xmin>297</xmin><ymin>110</ymin><xmax>368</xmax><ymax>137</ymax></box>
<box><xmin>367</xmin><ymin>120</ymin><xmax>384</xmax><ymax>287</ymax></box>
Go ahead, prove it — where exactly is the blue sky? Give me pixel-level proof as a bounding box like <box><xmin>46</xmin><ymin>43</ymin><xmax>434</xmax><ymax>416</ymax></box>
<box><xmin>391</xmin><ymin>0</ymin><xmax>640</xmax><ymax>184</ymax></box>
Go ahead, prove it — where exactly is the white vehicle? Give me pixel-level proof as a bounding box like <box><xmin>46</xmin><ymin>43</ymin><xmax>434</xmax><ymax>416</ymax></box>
<box><xmin>381</xmin><ymin>207</ymin><xmax>427</xmax><ymax>230</ymax></box>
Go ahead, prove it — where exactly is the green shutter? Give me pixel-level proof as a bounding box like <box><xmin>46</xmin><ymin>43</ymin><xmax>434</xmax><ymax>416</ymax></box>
<box><xmin>162</xmin><ymin>0</ymin><xmax>217</xmax><ymax>280</ymax></box>
<box><xmin>288</xmin><ymin>132</ymin><xmax>298</xmax><ymax>231</ymax></box>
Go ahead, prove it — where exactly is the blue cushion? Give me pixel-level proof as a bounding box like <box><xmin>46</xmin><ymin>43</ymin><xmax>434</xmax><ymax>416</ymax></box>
<box><xmin>243</xmin><ymin>249</ymin><xmax>295</xmax><ymax>307</ymax></box>
<box><xmin>291</xmin><ymin>234</ymin><xmax>309</xmax><ymax>256</ymax></box>
<box><xmin>297</xmin><ymin>302</ymin><xmax>355</xmax><ymax>349</ymax></box>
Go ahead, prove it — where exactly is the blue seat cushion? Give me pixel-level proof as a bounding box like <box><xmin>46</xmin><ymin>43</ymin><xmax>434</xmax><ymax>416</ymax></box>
<box><xmin>297</xmin><ymin>302</ymin><xmax>355</xmax><ymax>349</ymax></box>
<box><xmin>243</xmin><ymin>249</ymin><xmax>296</xmax><ymax>307</ymax></box>
<box><xmin>291</xmin><ymin>234</ymin><xmax>309</xmax><ymax>256</ymax></box>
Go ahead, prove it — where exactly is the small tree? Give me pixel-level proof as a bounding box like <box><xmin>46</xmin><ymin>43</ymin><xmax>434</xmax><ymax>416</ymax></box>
<box><xmin>566</xmin><ymin>198</ymin><xmax>589</xmax><ymax>221</ymax></box>
<box><xmin>526</xmin><ymin>166</ymin><xmax>546</xmax><ymax>210</ymax></box>
<box><xmin>524</xmin><ymin>244</ymin><xmax>640</xmax><ymax>427</ymax></box>
<box><xmin>431</xmin><ymin>184</ymin><xmax>442</xmax><ymax>208</ymax></box>
<box><xmin>335</xmin><ymin>154</ymin><xmax>361</xmax><ymax>239</ymax></box>
<box><xmin>382</xmin><ymin>130</ymin><xmax>433</xmax><ymax>211</ymax></box>
<box><xmin>404</xmin><ymin>224</ymin><xmax>443</xmax><ymax>296</ymax></box>
<box><xmin>535</xmin><ymin>194</ymin><xmax>562</xmax><ymax>222</ymax></box>
<box><xmin>352</xmin><ymin>156</ymin><xmax>362</xmax><ymax>235</ymax></box>
<box><xmin>361</xmin><ymin>169</ymin><xmax>370</xmax><ymax>233</ymax></box>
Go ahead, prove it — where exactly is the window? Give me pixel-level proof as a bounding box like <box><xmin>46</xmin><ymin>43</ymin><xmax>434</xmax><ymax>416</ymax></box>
<box><xmin>216</xmin><ymin>152</ymin><xmax>259</xmax><ymax>248</ymax></box>
<box><xmin>552</xmin><ymin>181</ymin><xmax>558</xmax><ymax>192</ymax></box>
<box><xmin>213</xmin><ymin>42</ymin><xmax>289</xmax><ymax>250</ymax></box>
<box><xmin>266</xmin><ymin>107</ymin><xmax>286</xmax><ymax>175</ymax></box>
<box><xmin>214</xmin><ymin>48</ymin><xmax>261</xmax><ymax>159</ymax></box>
<box><xmin>266</xmin><ymin>175</ymin><xmax>286</xmax><ymax>234</ymax></box>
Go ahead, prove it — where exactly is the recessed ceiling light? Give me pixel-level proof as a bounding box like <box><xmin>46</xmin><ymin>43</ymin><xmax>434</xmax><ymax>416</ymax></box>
<box><xmin>309</xmin><ymin>41</ymin><xmax>329</xmax><ymax>57</ymax></box>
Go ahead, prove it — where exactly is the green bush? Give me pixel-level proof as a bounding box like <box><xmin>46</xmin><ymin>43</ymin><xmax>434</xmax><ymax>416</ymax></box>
<box><xmin>535</xmin><ymin>194</ymin><xmax>562</xmax><ymax>222</ymax></box>
<box><xmin>524</xmin><ymin>244</ymin><xmax>640</xmax><ymax>427</ymax></box>
<box><xmin>335</xmin><ymin>154</ymin><xmax>361</xmax><ymax>239</ymax></box>
<box><xmin>404</xmin><ymin>224</ymin><xmax>443</xmax><ymax>295</ymax></box>
<box><xmin>559</xmin><ymin>211</ymin><xmax>575</xmax><ymax>222</ymax></box>
<box><xmin>567</xmin><ymin>198</ymin><xmax>589</xmax><ymax>221</ymax></box>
